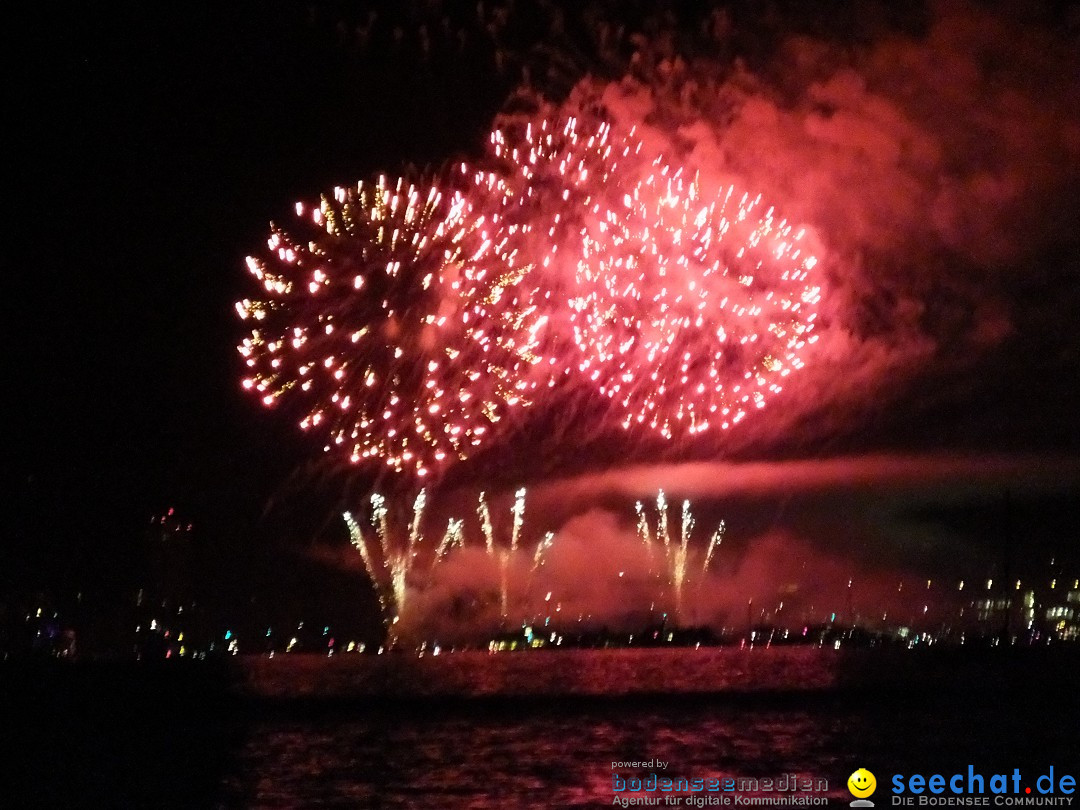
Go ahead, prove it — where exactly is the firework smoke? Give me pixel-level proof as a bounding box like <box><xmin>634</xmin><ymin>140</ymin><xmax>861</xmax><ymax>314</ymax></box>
<box><xmin>254</xmin><ymin>2</ymin><xmax>1080</xmax><ymax>645</ymax></box>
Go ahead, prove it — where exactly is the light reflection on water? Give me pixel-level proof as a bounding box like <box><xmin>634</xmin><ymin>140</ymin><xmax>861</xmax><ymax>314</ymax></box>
<box><xmin>238</xmin><ymin>647</ymin><xmax>841</xmax><ymax>698</ymax></box>
<box><xmin>222</xmin><ymin>649</ymin><xmax>1080</xmax><ymax>808</ymax></box>
<box><xmin>227</xmin><ymin>704</ymin><xmax>853</xmax><ymax>808</ymax></box>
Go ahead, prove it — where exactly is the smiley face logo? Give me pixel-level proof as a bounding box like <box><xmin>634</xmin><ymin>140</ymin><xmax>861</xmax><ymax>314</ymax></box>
<box><xmin>848</xmin><ymin>768</ymin><xmax>877</xmax><ymax>798</ymax></box>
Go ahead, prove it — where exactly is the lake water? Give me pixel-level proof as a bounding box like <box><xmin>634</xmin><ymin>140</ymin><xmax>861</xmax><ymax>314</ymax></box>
<box><xmin>6</xmin><ymin>648</ymin><xmax>1080</xmax><ymax>808</ymax></box>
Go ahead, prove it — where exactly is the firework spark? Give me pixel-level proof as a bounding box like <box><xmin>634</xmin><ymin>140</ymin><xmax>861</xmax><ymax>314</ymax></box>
<box><xmin>531</xmin><ymin>531</ymin><xmax>556</xmax><ymax>570</ymax></box>
<box><xmin>472</xmin><ymin>488</ymin><xmax>547</xmax><ymax>621</ymax></box>
<box><xmin>462</xmin><ymin>115</ymin><xmax>650</xmax><ymax>393</ymax></box>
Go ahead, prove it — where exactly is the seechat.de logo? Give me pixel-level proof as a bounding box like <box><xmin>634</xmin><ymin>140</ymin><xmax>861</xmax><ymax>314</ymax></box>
<box><xmin>849</xmin><ymin>768</ymin><xmax>877</xmax><ymax>807</ymax></box>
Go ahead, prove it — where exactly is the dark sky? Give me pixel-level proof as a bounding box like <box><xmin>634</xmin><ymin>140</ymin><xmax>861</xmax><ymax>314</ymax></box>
<box><xmin>8</xmin><ymin>4</ymin><xmax>514</xmax><ymax>572</ymax></box>
<box><xmin>6</xmin><ymin>2</ymin><xmax>1080</xmax><ymax>624</ymax></box>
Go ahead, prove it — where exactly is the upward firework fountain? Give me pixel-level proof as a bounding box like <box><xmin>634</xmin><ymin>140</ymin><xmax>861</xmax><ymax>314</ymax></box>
<box><xmin>346</xmin><ymin>487</ymin><xmax>555</xmax><ymax>642</ymax></box>
<box><xmin>476</xmin><ymin>488</ymin><xmax>554</xmax><ymax>623</ymax></box>
<box><xmin>635</xmin><ymin>490</ymin><xmax>725</xmax><ymax>622</ymax></box>
<box><xmin>343</xmin><ymin>489</ymin><xmax>465</xmax><ymax>643</ymax></box>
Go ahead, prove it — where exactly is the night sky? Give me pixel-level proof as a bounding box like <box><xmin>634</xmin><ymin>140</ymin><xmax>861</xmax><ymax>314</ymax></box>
<box><xmin>9</xmin><ymin>4</ymin><xmax>512</xmax><ymax>573</ymax></box>
<box><xmin>7</xmin><ymin>1</ymin><xmax>1080</xmax><ymax>633</ymax></box>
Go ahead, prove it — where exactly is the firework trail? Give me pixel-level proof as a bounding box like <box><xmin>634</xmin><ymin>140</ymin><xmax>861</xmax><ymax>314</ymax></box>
<box><xmin>531</xmin><ymin>531</ymin><xmax>556</xmax><ymax>571</ymax></box>
<box><xmin>435</xmin><ymin>518</ymin><xmax>465</xmax><ymax>561</ymax></box>
<box><xmin>634</xmin><ymin>490</ymin><xmax>725</xmax><ymax>622</ymax></box>
<box><xmin>237</xmin><ymin>174</ymin><xmax>544</xmax><ymax>481</ymax></box>
<box><xmin>344</xmin><ymin>510</ymin><xmax>385</xmax><ymax>615</ymax></box>
<box><xmin>477</xmin><ymin>491</ymin><xmax>496</xmax><ymax>554</ymax></box>
<box><xmin>474</xmin><ymin>488</ymin><xmax>546</xmax><ymax>621</ymax></box>
<box><xmin>509</xmin><ymin>486</ymin><xmax>525</xmax><ymax>552</ymax></box>
<box><xmin>703</xmin><ymin>521</ymin><xmax>725</xmax><ymax>572</ymax></box>
<box><xmin>657</xmin><ymin>489</ymin><xmax>671</xmax><ymax>548</ymax></box>
<box><xmin>672</xmin><ymin>499</ymin><xmax>692</xmax><ymax>618</ymax></box>
<box><xmin>343</xmin><ymin>489</ymin><xmax>458</xmax><ymax>640</ymax></box>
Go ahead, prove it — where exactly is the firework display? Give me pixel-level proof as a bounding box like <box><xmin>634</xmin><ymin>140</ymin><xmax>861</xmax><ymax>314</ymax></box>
<box><xmin>344</xmin><ymin>486</ymin><xmax>553</xmax><ymax>637</ymax></box>
<box><xmin>476</xmin><ymin>488</ymin><xmax>553</xmax><ymax>619</ymax></box>
<box><xmin>345</xmin><ymin>485</ymin><xmax>725</xmax><ymax>640</ymax></box>
<box><xmin>344</xmin><ymin>490</ymin><xmax>430</xmax><ymax>630</ymax></box>
<box><xmin>636</xmin><ymin>490</ymin><xmax>725</xmax><ymax>620</ymax></box>
<box><xmin>570</xmin><ymin>168</ymin><xmax>822</xmax><ymax>439</ymax></box>
<box><xmin>238</xmin><ymin>114</ymin><xmax>823</xmax><ymax>478</ymax></box>
<box><xmin>237</xmin><ymin>176</ymin><xmax>543</xmax><ymax>479</ymax></box>
<box><xmin>471</xmin><ymin>114</ymin><xmax>643</xmax><ymax>315</ymax></box>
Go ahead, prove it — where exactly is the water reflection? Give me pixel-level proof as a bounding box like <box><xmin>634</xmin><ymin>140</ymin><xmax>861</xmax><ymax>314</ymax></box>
<box><xmin>222</xmin><ymin>648</ymin><xmax>1080</xmax><ymax>807</ymax></box>
<box><xmin>225</xmin><ymin>704</ymin><xmax>854</xmax><ymax>807</ymax></box>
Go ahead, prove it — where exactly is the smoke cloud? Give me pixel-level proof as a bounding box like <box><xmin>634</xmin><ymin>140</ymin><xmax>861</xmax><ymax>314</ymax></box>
<box><xmin>314</xmin><ymin>452</ymin><xmax>1079</xmax><ymax>642</ymax></box>
<box><xmin>518</xmin><ymin>0</ymin><xmax>1080</xmax><ymax>453</ymax></box>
